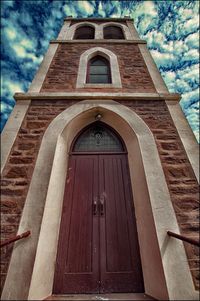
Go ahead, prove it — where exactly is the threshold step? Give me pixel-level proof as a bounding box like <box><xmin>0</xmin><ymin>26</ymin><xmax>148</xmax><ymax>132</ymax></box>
<box><xmin>45</xmin><ymin>293</ymin><xmax>156</xmax><ymax>300</ymax></box>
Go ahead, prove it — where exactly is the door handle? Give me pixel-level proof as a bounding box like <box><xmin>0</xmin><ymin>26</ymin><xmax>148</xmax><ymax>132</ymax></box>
<box><xmin>100</xmin><ymin>198</ymin><xmax>105</xmax><ymax>216</ymax></box>
<box><xmin>93</xmin><ymin>200</ymin><xmax>98</xmax><ymax>216</ymax></box>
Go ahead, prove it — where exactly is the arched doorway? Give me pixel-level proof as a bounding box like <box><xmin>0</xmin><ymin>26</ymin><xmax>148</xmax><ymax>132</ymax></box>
<box><xmin>53</xmin><ymin>121</ymin><xmax>144</xmax><ymax>294</ymax></box>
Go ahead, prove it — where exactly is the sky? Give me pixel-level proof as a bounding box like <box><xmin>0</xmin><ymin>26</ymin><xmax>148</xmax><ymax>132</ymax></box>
<box><xmin>1</xmin><ymin>0</ymin><xmax>199</xmax><ymax>142</ymax></box>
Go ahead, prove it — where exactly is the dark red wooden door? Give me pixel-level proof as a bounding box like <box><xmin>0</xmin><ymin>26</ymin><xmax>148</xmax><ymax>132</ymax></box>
<box><xmin>53</xmin><ymin>154</ymin><xmax>144</xmax><ymax>294</ymax></box>
<box><xmin>53</xmin><ymin>122</ymin><xmax>144</xmax><ymax>294</ymax></box>
<box><xmin>99</xmin><ymin>154</ymin><xmax>144</xmax><ymax>293</ymax></box>
<box><xmin>53</xmin><ymin>155</ymin><xmax>99</xmax><ymax>294</ymax></box>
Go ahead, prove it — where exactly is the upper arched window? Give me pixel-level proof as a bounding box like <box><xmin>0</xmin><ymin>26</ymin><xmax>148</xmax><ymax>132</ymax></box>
<box><xmin>103</xmin><ymin>26</ymin><xmax>124</xmax><ymax>39</ymax></box>
<box><xmin>86</xmin><ymin>56</ymin><xmax>111</xmax><ymax>84</ymax></box>
<box><xmin>74</xmin><ymin>25</ymin><xmax>95</xmax><ymax>39</ymax></box>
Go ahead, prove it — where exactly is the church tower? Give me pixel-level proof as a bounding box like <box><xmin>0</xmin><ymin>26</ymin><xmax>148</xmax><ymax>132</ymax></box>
<box><xmin>1</xmin><ymin>17</ymin><xmax>199</xmax><ymax>300</ymax></box>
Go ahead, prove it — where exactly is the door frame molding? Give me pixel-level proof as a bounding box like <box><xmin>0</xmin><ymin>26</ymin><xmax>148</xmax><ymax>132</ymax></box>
<box><xmin>2</xmin><ymin>100</ymin><xmax>197</xmax><ymax>301</ymax></box>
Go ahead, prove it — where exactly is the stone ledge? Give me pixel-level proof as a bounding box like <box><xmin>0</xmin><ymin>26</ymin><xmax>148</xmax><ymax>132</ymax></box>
<box><xmin>14</xmin><ymin>92</ymin><xmax>181</xmax><ymax>103</ymax></box>
<box><xmin>50</xmin><ymin>39</ymin><xmax>147</xmax><ymax>44</ymax></box>
<box><xmin>64</xmin><ymin>17</ymin><xmax>134</xmax><ymax>22</ymax></box>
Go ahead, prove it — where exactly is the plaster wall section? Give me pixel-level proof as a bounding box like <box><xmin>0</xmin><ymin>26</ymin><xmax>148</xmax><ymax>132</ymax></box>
<box><xmin>138</xmin><ymin>44</ymin><xmax>169</xmax><ymax>94</ymax></box>
<box><xmin>1</xmin><ymin>100</ymin><xmax>31</xmax><ymax>173</ymax></box>
<box><xmin>167</xmin><ymin>102</ymin><xmax>199</xmax><ymax>182</ymax></box>
<box><xmin>57</xmin><ymin>20</ymin><xmax>71</xmax><ymax>39</ymax></box>
<box><xmin>28</xmin><ymin>43</ymin><xmax>58</xmax><ymax>93</ymax></box>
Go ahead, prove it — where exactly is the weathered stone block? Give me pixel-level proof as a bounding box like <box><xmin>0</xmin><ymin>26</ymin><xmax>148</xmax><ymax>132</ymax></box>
<box><xmin>5</xmin><ymin>166</ymin><xmax>27</xmax><ymax>178</ymax></box>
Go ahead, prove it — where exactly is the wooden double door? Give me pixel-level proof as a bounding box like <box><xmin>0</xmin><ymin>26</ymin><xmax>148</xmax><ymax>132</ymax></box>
<box><xmin>53</xmin><ymin>123</ymin><xmax>144</xmax><ymax>294</ymax></box>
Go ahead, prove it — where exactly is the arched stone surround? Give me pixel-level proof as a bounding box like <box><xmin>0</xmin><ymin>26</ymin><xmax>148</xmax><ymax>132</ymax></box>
<box><xmin>65</xmin><ymin>21</ymin><xmax>131</xmax><ymax>40</ymax></box>
<box><xmin>2</xmin><ymin>100</ymin><xmax>198</xmax><ymax>301</ymax></box>
<box><xmin>76</xmin><ymin>47</ymin><xmax>122</xmax><ymax>88</ymax></box>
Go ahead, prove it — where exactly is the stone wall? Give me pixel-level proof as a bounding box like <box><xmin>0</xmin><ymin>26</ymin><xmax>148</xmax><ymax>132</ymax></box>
<box><xmin>1</xmin><ymin>99</ymin><xmax>199</xmax><ymax>293</ymax></box>
<box><xmin>40</xmin><ymin>43</ymin><xmax>156</xmax><ymax>93</ymax></box>
<box><xmin>0</xmin><ymin>100</ymin><xmax>75</xmax><ymax>293</ymax></box>
<box><xmin>118</xmin><ymin>99</ymin><xmax>199</xmax><ymax>289</ymax></box>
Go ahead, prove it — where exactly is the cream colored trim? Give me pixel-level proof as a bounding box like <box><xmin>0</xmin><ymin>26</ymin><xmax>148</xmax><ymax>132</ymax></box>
<box><xmin>50</xmin><ymin>40</ymin><xmax>147</xmax><ymax>44</ymax></box>
<box><xmin>57</xmin><ymin>20</ymin><xmax>71</xmax><ymax>39</ymax></box>
<box><xmin>167</xmin><ymin>102</ymin><xmax>199</xmax><ymax>182</ymax></box>
<box><xmin>64</xmin><ymin>21</ymin><xmax>131</xmax><ymax>40</ymax></box>
<box><xmin>126</xmin><ymin>20</ymin><xmax>140</xmax><ymax>39</ymax></box>
<box><xmin>14</xmin><ymin>92</ymin><xmax>180</xmax><ymax>102</ymax></box>
<box><xmin>65</xmin><ymin>22</ymin><xmax>98</xmax><ymax>40</ymax></box>
<box><xmin>76</xmin><ymin>47</ymin><xmax>122</xmax><ymax>88</ymax></box>
<box><xmin>99</xmin><ymin>22</ymin><xmax>132</xmax><ymax>40</ymax></box>
<box><xmin>138</xmin><ymin>44</ymin><xmax>169</xmax><ymax>94</ymax></box>
<box><xmin>2</xmin><ymin>100</ymin><xmax>197</xmax><ymax>300</ymax></box>
<box><xmin>28</xmin><ymin>44</ymin><xmax>58</xmax><ymax>92</ymax></box>
<box><xmin>1</xmin><ymin>100</ymin><xmax>31</xmax><ymax>173</ymax></box>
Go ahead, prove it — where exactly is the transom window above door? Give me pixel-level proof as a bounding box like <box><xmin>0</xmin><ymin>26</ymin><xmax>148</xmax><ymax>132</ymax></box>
<box><xmin>86</xmin><ymin>56</ymin><xmax>111</xmax><ymax>84</ymax></box>
<box><xmin>72</xmin><ymin>122</ymin><xmax>124</xmax><ymax>152</ymax></box>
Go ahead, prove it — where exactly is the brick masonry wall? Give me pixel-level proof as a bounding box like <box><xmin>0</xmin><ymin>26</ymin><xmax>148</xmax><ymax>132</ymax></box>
<box><xmin>1</xmin><ymin>99</ymin><xmax>199</xmax><ymax>292</ymax></box>
<box><xmin>0</xmin><ymin>100</ymin><xmax>76</xmax><ymax>293</ymax></box>
<box><xmin>40</xmin><ymin>43</ymin><xmax>156</xmax><ymax>93</ymax></box>
<box><xmin>117</xmin><ymin>99</ymin><xmax>199</xmax><ymax>289</ymax></box>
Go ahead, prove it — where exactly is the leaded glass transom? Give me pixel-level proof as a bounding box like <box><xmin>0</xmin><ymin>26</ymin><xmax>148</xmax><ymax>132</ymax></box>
<box><xmin>73</xmin><ymin>123</ymin><xmax>124</xmax><ymax>152</ymax></box>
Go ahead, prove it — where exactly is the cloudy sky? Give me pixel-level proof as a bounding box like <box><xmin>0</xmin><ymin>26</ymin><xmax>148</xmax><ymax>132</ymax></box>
<box><xmin>1</xmin><ymin>0</ymin><xmax>199</xmax><ymax>142</ymax></box>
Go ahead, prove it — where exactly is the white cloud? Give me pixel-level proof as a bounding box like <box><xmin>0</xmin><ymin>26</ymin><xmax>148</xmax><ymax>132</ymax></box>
<box><xmin>150</xmin><ymin>50</ymin><xmax>174</xmax><ymax>68</ymax></box>
<box><xmin>1</xmin><ymin>80</ymin><xmax>24</xmax><ymax>98</ymax></box>
<box><xmin>183</xmin><ymin>15</ymin><xmax>199</xmax><ymax>32</ymax></box>
<box><xmin>5</xmin><ymin>28</ymin><xmax>16</xmax><ymax>39</ymax></box>
<box><xmin>177</xmin><ymin>64</ymin><xmax>199</xmax><ymax>82</ymax></box>
<box><xmin>98</xmin><ymin>1</ymin><xmax>106</xmax><ymax>17</ymax></box>
<box><xmin>185</xmin><ymin>32</ymin><xmax>199</xmax><ymax>48</ymax></box>
<box><xmin>134</xmin><ymin>1</ymin><xmax>157</xmax><ymax>18</ymax></box>
<box><xmin>183</xmin><ymin>49</ymin><xmax>199</xmax><ymax>61</ymax></box>
<box><xmin>77</xmin><ymin>1</ymin><xmax>94</xmax><ymax>15</ymax></box>
<box><xmin>12</xmin><ymin>44</ymin><xmax>27</xmax><ymax>58</ymax></box>
<box><xmin>20</xmin><ymin>39</ymin><xmax>33</xmax><ymax>49</ymax></box>
<box><xmin>63</xmin><ymin>4</ymin><xmax>78</xmax><ymax>17</ymax></box>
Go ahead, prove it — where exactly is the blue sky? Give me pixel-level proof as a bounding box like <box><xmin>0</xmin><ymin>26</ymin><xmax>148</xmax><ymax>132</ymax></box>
<box><xmin>1</xmin><ymin>0</ymin><xmax>199</xmax><ymax>142</ymax></box>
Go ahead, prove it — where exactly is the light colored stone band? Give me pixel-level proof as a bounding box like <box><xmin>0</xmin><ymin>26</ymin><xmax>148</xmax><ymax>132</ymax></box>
<box><xmin>1</xmin><ymin>100</ymin><xmax>31</xmax><ymax>173</ymax></box>
<box><xmin>167</xmin><ymin>102</ymin><xmax>199</xmax><ymax>182</ymax></box>
<box><xmin>28</xmin><ymin>44</ymin><xmax>58</xmax><ymax>93</ymax></box>
<box><xmin>14</xmin><ymin>92</ymin><xmax>181</xmax><ymax>102</ymax></box>
<box><xmin>50</xmin><ymin>39</ymin><xmax>147</xmax><ymax>44</ymax></box>
<box><xmin>76</xmin><ymin>46</ymin><xmax>122</xmax><ymax>88</ymax></box>
<box><xmin>138</xmin><ymin>44</ymin><xmax>169</xmax><ymax>94</ymax></box>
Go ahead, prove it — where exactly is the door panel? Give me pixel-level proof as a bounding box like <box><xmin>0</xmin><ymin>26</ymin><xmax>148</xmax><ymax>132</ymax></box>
<box><xmin>53</xmin><ymin>154</ymin><xmax>144</xmax><ymax>294</ymax></box>
<box><xmin>53</xmin><ymin>155</ymin><xmax>99</xmax><ymax>294</ymax></box>
<box><xmin>99</xmin><ymin>155</ymin><xmax>144</xmax><ymax>293</ymax></box>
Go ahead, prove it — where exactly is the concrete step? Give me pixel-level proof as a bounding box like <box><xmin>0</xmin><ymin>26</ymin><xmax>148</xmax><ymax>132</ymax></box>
<box><xmin>45</xmin><ymin>293</ymin><xmax>156</xmax><ymax>300</ymax></box>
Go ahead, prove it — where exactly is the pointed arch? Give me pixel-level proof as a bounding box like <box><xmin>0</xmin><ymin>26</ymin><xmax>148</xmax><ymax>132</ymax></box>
<box><xmin>86</xmin><ymin>55</ymin><xmax>111</xmax><ymax>84</ymax></box>
<box><xmin>76</xmin><ymin>47</ymin><xmax>122</xmax><ymax>88</ymax></box>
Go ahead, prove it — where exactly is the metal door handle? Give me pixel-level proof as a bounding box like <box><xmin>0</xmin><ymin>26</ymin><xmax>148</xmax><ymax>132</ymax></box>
<box><xmin>93</xmin><ymin>200</ymin><xmax>98</xmax><ymax>216</ymax></box>
<box><xmin>100</xmin><ymin>198</ymin><xmax>105</xmax><ymax>216</ymax></box>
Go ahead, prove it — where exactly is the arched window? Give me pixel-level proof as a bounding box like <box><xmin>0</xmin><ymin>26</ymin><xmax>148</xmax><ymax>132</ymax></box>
<box><xmin>86</xmin><ymin>56</ymin><xmax>111</xmax><ymax>84</ymax></box>
<box><xmin>74</xmin><ymin>26</ymin><xmax>95</xmax><ymax>39</ymax></box>
<box><xmin>104</xmin><ymin>26</ymin><xmax>124</xmax><ymax>39</ymax></box>
<box><xmin>72</xmin><ymin>122</ymin><xmax>125</xmax><ymax>152</ymax></box>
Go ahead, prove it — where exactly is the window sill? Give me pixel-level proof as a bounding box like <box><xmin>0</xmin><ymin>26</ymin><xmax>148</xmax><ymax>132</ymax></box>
<box><xmin>82</xmin><ymin>83</ymin><xmax>121</xmax><ymax>88</ymax></box>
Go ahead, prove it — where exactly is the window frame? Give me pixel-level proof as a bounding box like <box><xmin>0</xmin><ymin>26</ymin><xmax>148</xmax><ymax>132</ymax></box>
<box><xmin>103</xmin><ymin>25</ymin><xmax>125</xmax><ymax>40</ymax></box>
<box><xmin>73</xmin><ymin>25</ymin><xmax>95</xmax><ymax>40</ymax></box>
<box><xmin>86</xmin><ymin>56</ymin><xmax>112</xmax><ymax>84</ymax></box>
